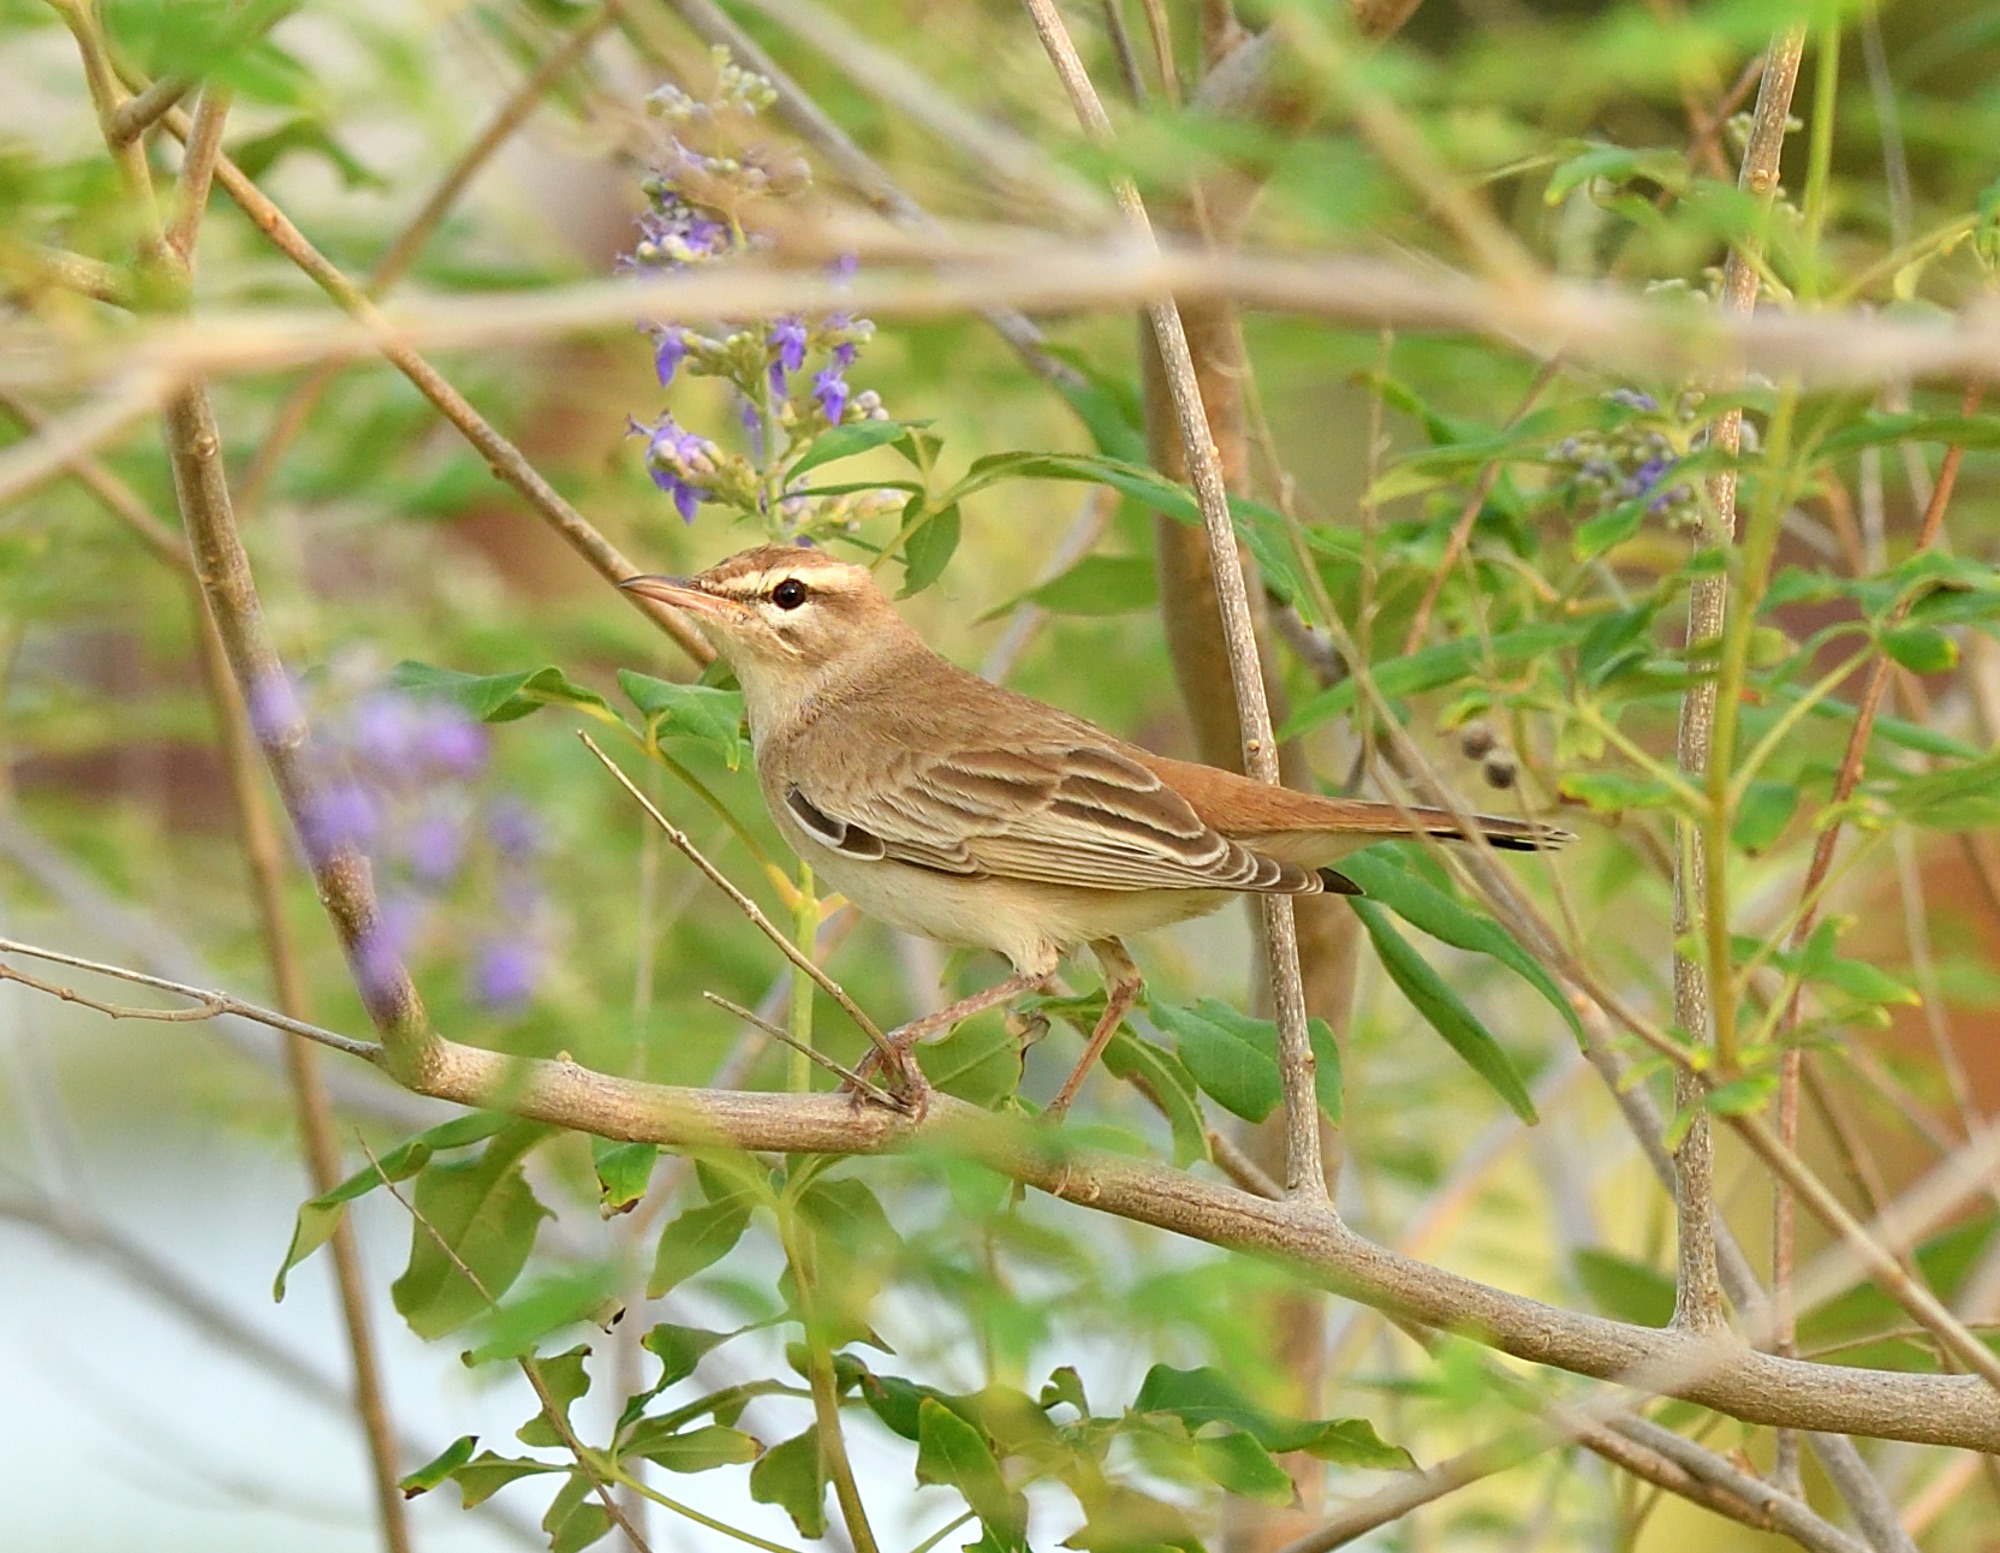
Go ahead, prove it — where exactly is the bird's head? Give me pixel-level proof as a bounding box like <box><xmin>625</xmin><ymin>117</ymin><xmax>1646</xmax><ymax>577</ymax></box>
<box><xmin>621</xmin><ymin>544</ymin><xmax>911</xmax><ymax>720</ymax></box>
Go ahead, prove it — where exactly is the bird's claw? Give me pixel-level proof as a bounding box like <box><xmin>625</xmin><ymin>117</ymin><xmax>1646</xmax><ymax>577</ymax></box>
<box><xmin>843</xmin><ymin>1031</ymin><xmax>930</xmax><ymax>1118</ymax></box>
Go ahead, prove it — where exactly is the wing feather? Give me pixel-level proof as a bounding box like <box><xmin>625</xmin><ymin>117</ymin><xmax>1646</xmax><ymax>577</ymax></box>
<box><xmin>791</xmin><ymin>737</ymin><xmax>1325</xmax><ymax>896</ymax></box>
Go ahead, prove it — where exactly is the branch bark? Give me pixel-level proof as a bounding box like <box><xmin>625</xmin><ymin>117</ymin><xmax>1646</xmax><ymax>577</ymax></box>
<box><xmin>1670</xmin><ymin>24</ymin><xmax>1806</xmax><ymax>1336</ymax></box>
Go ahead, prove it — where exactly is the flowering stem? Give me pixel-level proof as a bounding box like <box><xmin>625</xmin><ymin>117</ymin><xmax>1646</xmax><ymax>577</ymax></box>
<box><xmin>789</xmin><ymin>862</ymin><xmax>817</xmax><ymax>1092</ymax></box>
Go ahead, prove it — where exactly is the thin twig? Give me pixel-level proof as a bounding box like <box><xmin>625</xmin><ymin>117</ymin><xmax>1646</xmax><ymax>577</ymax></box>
<box><xmin>701</xmin><ymin>992</ymin><xmax>898</xmax><ymax>1107</ymax></box>
<box><xmin>0</xmin><ymin>936</ymin><xmax>382</xmax><ymax>1059</ymax></box>
<box><xmin>578</xmin><ymin>734</ymin><xmax>906</xmax><ymax>1085</ymax></box>
<box><xmin>1021</xmin><ymin>0</ymin><xmax>1326</xmax><ymax>1202</ymax></box>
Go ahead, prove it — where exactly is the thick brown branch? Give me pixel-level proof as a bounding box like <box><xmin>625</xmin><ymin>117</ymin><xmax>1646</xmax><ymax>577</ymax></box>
<box><xmin>388</xmin><ymin>1040</ymin><xmax>2000</xmax><ymax>1452</ymax></box>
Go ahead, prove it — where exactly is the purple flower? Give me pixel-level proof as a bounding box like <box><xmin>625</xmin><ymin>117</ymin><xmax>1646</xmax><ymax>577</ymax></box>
<box><xmin>487</xmin><ymin>797</ymin><xmax>539</xmax><ymax>862</ymax></box>
<box><xmin>417</xmin><ymin>710</ymin><xmax>487</xmax><ymax>777</ymax></box>
<box><xmin>628</xmin><ymin>198</ymin><xmax>731</xmax><ymax>268</ymax></box>
<box><xmin>832</xmin><ymin>341</ymin><xmax>857</xmax><ymax>370</ymax></box>
<box><xmin>1625</xmin><ymin>455</ymin><xmax>1678</xmax><ymax>508</ymax></box>
<box><xmin>631</xmin><ymin>412</ymin><xmax>714</xmax><ymax>523</ymax></box>
<box><xmin>652</xmin><ymin>326</ymin><xmax>689</xmax><ymax>387</ymax></box>
<box><xmin>770</xmin><ymin>318</ymin><xmax>807</xmax><ymax>375</ymax></box>
<box><xmin>812</xmin><ymin>365</ymin><xmax>848</xmax><ymax>424</ymax></box>
<box><xmin>740</xmin><ymin>394</ymin><xmax>765</xmax><ymax>463</ymax></box>
<box><xmin>352</xmin><ymin>693</ymin><xmax>420</xmax><ymax>772</ymax></box>
<box><xmin>405</xmin><ymin>810</ymin><xmax>466</xmax><ymax>885</ymax></box>
<box><xmin>354</xmin><ymin>894</ymin><xmax>424</xmax><ymax>1004</ymax></box>
<box><xmin>298</xmin><ymin>781</ymin><xmax>378</xmax><ymax>865</ymax></box>
<box><xmin>247</xmin><ymin>670</ymin><xmax>304</xmax><ymax>747</ymax></box>
<box><xmin>1609</xmin><ymin>388</ymin><xmax>1659</xmax><ymax>413</ymax></box>
<box><xmin>473</xmin><ymin>937</ymin><xmax>540</xmax><ymax>1011</ymax></box>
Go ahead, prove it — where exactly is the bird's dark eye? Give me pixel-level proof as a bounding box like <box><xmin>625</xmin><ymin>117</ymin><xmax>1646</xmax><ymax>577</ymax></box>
<box><xmin>771</xmin><ymin>577</ymin><xmax>809</xmax><ymax>610</ymax></box>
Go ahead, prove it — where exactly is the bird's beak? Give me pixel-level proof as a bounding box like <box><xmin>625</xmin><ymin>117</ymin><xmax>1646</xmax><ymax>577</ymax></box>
<box><xmin>619</xmin><ymin>574</ymin><xmax>734</xmax><ymax>621</ymax></box>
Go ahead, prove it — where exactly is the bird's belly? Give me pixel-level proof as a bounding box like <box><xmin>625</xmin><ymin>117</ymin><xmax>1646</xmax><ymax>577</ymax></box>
<box><xmin>791</xmin><ymin>830</ymin><xmax>1232</xmax><ymax>975</ymax></box>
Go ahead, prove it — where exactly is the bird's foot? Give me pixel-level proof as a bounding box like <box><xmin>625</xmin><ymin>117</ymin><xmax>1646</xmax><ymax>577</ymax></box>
<box><xmin>844</xmin><ymin>1025</ymin><xmax>933</xmax><ymax>1118</ymax></box>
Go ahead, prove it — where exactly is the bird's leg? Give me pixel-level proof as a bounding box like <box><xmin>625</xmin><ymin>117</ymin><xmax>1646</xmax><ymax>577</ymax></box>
<box><xmin>1046</xmin><ymin>938</ymin><xmax>1143</xmax><ymax>1122</ymax></box>
<box><xmin>848</xmin><ymin>967</ymin><xmax>1051</xmax><ymax>1103</ymax></box>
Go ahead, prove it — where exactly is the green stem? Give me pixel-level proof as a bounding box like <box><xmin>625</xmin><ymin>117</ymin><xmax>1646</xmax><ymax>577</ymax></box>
<box><xmin>790</xmin><ymin>861</ymin><xmax>817</xmax><ymax>1092</ymax></box>
<box><xmin>615</xmin><ymin>1472</ymin><xmax>804</xmax><ymax>1553</ymax></box>
<box><xmin>781</xmin><ymin>1211</ymin><xmax>881</xmax><ymax>1553</ymax></box>
<box><xmin>1798</xmin><ymin>19</ymin><xmax>1843</xmax><ymax>301</ymax></box>
<box><xmin>1728</xmin><ymin>646</ymin><xmax>1872</xmax><ymax>805</ymax></box>
<box><xmin>1702</xmin><ymin>390</ymin><xmax>1801</xmax><ymax>1071</ymax></box>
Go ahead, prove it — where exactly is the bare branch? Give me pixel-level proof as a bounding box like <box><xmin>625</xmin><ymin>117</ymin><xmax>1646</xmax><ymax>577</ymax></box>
<box><xmin>0</xmin><ymin>936</ymin><xmax>382</xmax><ymax>1060</ymax></box>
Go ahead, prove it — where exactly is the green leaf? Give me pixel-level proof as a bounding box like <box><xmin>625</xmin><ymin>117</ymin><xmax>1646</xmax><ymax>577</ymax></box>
<box><xmin>1545</xmin><ymin>140</ymin><xmax>1689</xmax><ymax>204</ymax></box>
<box><xmin>1101</xmin><ymin>1027</ymin><xmax>1211</xmax><ymax>1167</ymax></box>
<box><xmin>517</xmin><ymin>1346</ymin><xmax>593</xmax><ymax>1448</ymax></box>
<box><xmin>1881</xmin><ymin>625</ymin><xmax>1959</xmax><ymax>675</ymax></box>
<box><xmin>463</xmin><ymin>1266</ymin><xmax>619</xmax><ymax>1365</ymax></box>
<box><xmin>786</xmin><ymin>418</ymin><xmax>915</xmax><ymax>479</ymax></box>
<box><xmin>916</xmin><ymin>1398</ymin><xmax>1029</xmax><ymax>1551</ymax></box>
<box><xmin>542</xmin><ymin>1471</ymin><xmax>612</xmax><ymax>1553</ymax></box>
<box><xmin>441</xmin><ymin>1450</ymin><xmax>561</xmax><ymax>1509</ymax></box>
<box><xmin>390</xmin><ymin>1122</ymin><xmax>553</xmax><ymax>1340</ymax></box>
<box><xmin>616</xmin><ymin>671</ymin><xmax>747</xmax><ymax>768</ymax></box>
<box><xmin>647</xmin><ymin>1199</ymin><xmax>752</xmax><ymax>1299</ymax></box>
<box><xmin>749</xmin><ymin>1427</ymin><xmax>827</xmax><ymax>1538</ymax></box>
<box><xmin>590</xmin><ymin>1138</ymin><xmax>659</xmax><ymax>1217</ymax></box>
<box><xmin>274</xmin><ymin>1110</ymin><xmax>512</xmax><ymax>1299</ymax></box>
<box><xmin>1150</xmin><ymin>998</ymin><xmax>1340</xmax><ymax>1124</ymax></box>
<box><xmin>643</xmin><ymin>1322</ymin><xmax>735</xmax><ymax>1390</ymax></box>
<box><xmin>1131</xmin><ymin>1365</ymin><xmax>1410</xmax><ymax>1467</ymax></box>
<box><xmin>1886</xmin><ymin>749</ymin><xmax>2000</xmax><ymax>830</ymax></box>
<box><xmin>1284</xmin><ymin>621</ymin><xmax>1588</xmax><ymax>735</ymax></box>
<box><xmin>231</xmin><ymin>115</ymin><xmax>386</xmax><ymax>190</ymax></box>
<box><xmin>1572</xmin><ymin>494</ymin><xmax>1650</xmax><ymax>560</ymax></box>
<box><xmin>1191</xmin><ymin>1430</ymin><xmax>1295</xmax><ymax>1506</ymax></box>
<box><xmin>1573</xmin><ymin>1249</ymin><xmax>1675</xmax><ymax>1327</ymax></box>
<box><xmin>392</xmin><ymin>660</ymin><xmax>615</xmax><ymax>725</ymax></box>
<box><xmin>1817</xmin><ymin>411</ymin><xmax>2000</xmax><ymax>455</ymax></box>
<box><xmin>899</xmin><ymin>503</ymin><xmax>961</xmax><ymax>596</ymax></box>
<box><xmin>980</xmin><ymin>554</ymin><xmax>1159</xmax><ymax>620</ymax></box>
<box><xmin>399</xmin><ymin>1434</ymin><xmax>477</xmax><ymax>1497</ymax></box>
<box><xmin>1557</xmin><ymin>770</ymin><xmax>1680</xmax><ymax>815</ymax></box>
<box><xmin>1705</xmin><ymin>1074</ymin><xmax>1778</xmax><ymax>1117</ymax></box>
<box><xmin>1732</xmin><ymin>780</ymin><xmax>1798</xmax><ymax>855</ymax></box>
<box><xmin>621</xmin><ymin>1421</ymin><xmax>762</xmax><ymax>1473</ymax></box>
<box><xmin>917</xmin><ymin>1013</ymin><xmax>1024</xmax><ymax>1109</ymax></box>
<box><xmin>859</xmin><ymin>1370</ymin><xmax>958</xmax><ymax>1440</ymax></box>
<box><xmin>1351</xmin><ymin>901</ymin><xmax>1538</xmax><ymax>1122</ymax></box>
<box><xmin>1337</xmin><ymin>847</ymin><xmax>1581</xmax><ymax>1041</ymax></box>
<box><xmin>1054</xmin><ymin>371</ymin><xmax>1150</xmax><ymax>463</ymax></box>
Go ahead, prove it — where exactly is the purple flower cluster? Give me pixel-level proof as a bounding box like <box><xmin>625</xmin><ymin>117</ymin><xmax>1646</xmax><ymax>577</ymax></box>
<box><xmin>295</xmin><ymin>685</ymin><xmax>548</xmax><ymax>1016</ymax></box>
<box><xmin>621</xmin><ymin>49</ymin><xmax>888</xmax><ymax>540</ymax></box>
<box><xmin>632</xmin><ymin>412</ymin><xmax>723</xmax><ymax>523</ymax></box>
<box><xmin>1552</xmin><ymin>387</ymin><xmax>1700</xmax><ymax>530</ymax></box>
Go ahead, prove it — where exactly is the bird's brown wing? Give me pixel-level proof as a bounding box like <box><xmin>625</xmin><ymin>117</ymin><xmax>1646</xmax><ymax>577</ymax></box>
<box><xmin>787</xmin><ymin>737</ymin><xmax>1329</xmax><ymax>895</ymax></box>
